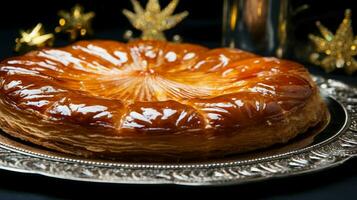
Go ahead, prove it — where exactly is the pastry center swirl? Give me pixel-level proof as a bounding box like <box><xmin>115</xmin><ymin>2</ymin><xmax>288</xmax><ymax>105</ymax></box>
<box><xmin>2</xmin><ymin>40</ymin><xmax>293</xmax><ymax>105</ymax></box>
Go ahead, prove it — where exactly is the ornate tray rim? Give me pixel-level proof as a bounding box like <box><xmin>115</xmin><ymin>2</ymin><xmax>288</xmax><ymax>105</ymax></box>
<box><xmin>0</xmin><ymin>76</ymin><xmax>356</xmax><ymax>185</ymax></box>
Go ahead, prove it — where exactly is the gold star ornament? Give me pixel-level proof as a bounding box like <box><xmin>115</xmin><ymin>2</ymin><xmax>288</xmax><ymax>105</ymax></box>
<box><xmin>55</xmin><ymin>4</ymin><xmax>95</xmax><ymax>41</ymax></box>
<box><xmin>309</xmin><ymin>9</ymin><xmax>357</xmax><ymax>74</ymax></box>
<box><xmin>123</xmin><ymin>0</ymin><xmax>188</xmax><ymax>41</ymax></box>
<box><xmin>15</xmin><ymin>23</ymin><xmax>54</xmax><ymax>53</ymax></box>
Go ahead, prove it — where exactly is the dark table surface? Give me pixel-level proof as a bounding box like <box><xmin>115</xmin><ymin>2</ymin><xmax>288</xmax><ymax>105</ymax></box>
<box><xmin>0</xmin><ymin>28</ymin><xmax>357</xmax><ymax>200</ymax></box>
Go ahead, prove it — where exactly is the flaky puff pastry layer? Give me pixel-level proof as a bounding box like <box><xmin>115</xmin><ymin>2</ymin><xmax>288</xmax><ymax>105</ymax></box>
<box><xmin>0</xmin><ymin>40</ymin><xmax>328</xmax><ymax>161</ymax></box>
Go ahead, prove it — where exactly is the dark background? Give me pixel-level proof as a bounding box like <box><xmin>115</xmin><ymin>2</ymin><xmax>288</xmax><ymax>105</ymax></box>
<box><xmin>0</xmin><ymin>0</ymin><xmax>357</xmax><ymax>199</ymax></box>
<box><xmin>1</xmin><ymin>0</ymin><xmax>357</xmax><ymax>54</ymax></box>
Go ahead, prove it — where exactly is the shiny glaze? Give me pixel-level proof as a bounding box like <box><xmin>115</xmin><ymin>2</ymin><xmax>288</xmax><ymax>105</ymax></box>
<box><xmin>0</xmin><ymin>40</ymin><xmax>315</xmax><ymax>132</ymax></box>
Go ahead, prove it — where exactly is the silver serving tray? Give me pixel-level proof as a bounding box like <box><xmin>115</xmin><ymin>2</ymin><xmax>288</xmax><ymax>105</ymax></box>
<box><xmin>0</xmin><ymin>76</ymin><xmax>356</xmax><ymax>186</ymax></box>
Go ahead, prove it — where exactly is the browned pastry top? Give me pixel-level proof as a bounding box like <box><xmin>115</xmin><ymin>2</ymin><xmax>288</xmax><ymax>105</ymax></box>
<box><xmin>0</xmin><ymin>40</ymin><xmax>314</xmax><ymax>134</ymax></box>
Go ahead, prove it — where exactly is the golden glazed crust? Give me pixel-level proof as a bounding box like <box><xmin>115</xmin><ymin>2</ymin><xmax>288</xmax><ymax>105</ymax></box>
<box><xmin>0</xmin><ymin>40</ymin><xmax>328</xmax><ymax>160</ymax></box>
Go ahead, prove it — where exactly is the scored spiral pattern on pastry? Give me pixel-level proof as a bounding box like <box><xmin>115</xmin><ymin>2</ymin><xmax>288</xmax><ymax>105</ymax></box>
<box><xmin>0</xmin><ymin>40</ymin><xmax>327</xmax><ymax>160</ymax></box>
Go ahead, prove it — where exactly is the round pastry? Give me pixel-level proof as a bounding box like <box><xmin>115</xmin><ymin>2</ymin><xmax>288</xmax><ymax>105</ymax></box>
<box><xmin>0</xmin><ymin>40</ymin><xmax>328</xmax><ymax>161</ymax></box>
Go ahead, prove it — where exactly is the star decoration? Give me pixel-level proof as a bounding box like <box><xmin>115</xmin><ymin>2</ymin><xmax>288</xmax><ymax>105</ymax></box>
<box><xmin>123</xmin><ymin>0</ymin><xmax>188</xmax><ymax>41</ymax></box>
<box><xmin>15</xmin><ymin>23</ymin><xmax>54</xmax><ymax>53</ymax></box>
<box><xmin>55</xmin><ymin>4</ymin><xmax>95</xmax><ymax>41</ymax></box>
<box><xmin>309</xmin><ymin>9</ymin><xmax>357</xmax><ymax>74</ymax></box>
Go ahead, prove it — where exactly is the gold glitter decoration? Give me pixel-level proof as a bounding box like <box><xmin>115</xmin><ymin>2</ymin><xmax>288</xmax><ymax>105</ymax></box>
<box><xmin>55</xmin><ymin>4</ymin><xmax>95</xmax><ymax>41</ymax></box>
<box><xmin>123</xmin><ymin>0</ymin><xmax>188</xmax><ymax>41</ymax></box>
<box><xmin>309</xmin><ymin>9</ymin><xmax>357</xmax><ymax>74</ymax></box>
<box><xmin>15</xmin><ymin>23</ymin><xmax>54</xmax><ymax>53</ymax></box>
